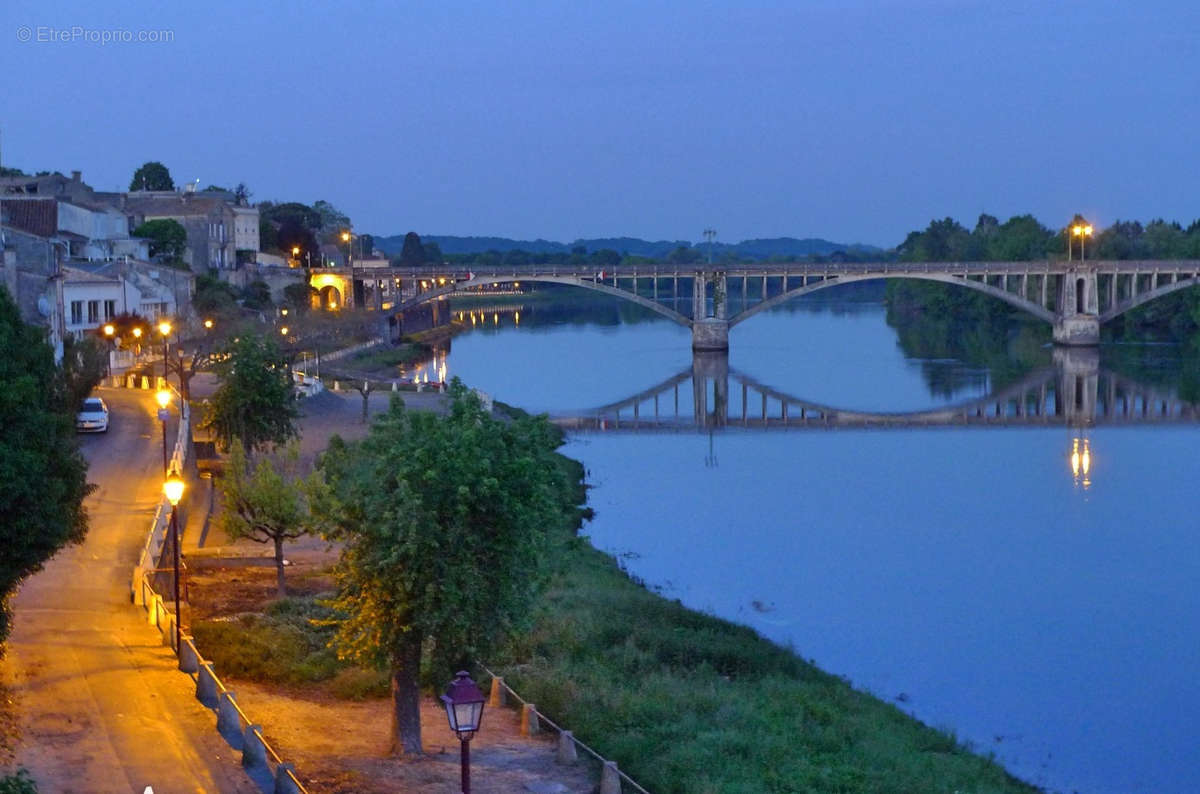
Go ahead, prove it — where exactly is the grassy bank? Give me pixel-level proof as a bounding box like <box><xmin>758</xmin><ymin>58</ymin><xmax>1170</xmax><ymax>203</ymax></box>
<box><xmin>486</xmin><ymin>453</ymin><xmax>1040</xmax><ymax>794</ymax></box>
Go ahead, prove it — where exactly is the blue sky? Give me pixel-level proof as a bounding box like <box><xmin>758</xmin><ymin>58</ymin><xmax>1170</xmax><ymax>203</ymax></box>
<box><xmin>2</xmin><ymin>0</ymin><xmax>1197</xmax><ymax>246</ymax></box>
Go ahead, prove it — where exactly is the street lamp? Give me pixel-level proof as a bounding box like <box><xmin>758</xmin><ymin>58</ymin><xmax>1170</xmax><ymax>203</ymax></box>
<box><xmin>203</xmin><ymin>318</ymin><xmax>214</xmax><ymax>330</ymax></box>
<box><xmin>155</xmin><ymin>389</ymin><xmax>171</xmax><ymax>476</ymax></box>
<box><xmin>158</xmin><ymin>320</ymin><xmax>172</xmax><ymax>386</ymax></box>
<box><xmin>1071</xmin><ymin>224</ymin><xmax>1094</xmax><ymax>263</ymax></box>
<box><xmin>441</xmin><ymin>671</ymin><xmax>486</xmax><ymax>794</ymax></box>
<box><xmin>163</xmin><ymin>467</ymin><xmax>186</xmax><ymax>652</ymax></box>
<box><xmin>291</xmin><ymin>245</ymin><xmax>300</xmax><ymax>267</ymax></box>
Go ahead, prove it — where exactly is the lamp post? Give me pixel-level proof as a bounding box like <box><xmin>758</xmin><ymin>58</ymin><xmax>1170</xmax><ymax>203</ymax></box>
<box><xmin>291</xmin><ymin>245</ymin><xmax>301</xmax><ymax>267</ymax></box>
<box><xmin>155</xmin><ymin>389</ymin><xmax>171</xmax><ymax>476</ymax></box>
<box><xmin>158</xmin><ymin>319</ymin><xmax>172</xmax><ymax>387</ymax></box>
<box><xmin>163</xmin><ymin>468</ymin><xmax>186</xmax><ymax>652</ymax></box>
<box><xmin>341</xmin><ymin>230</ymin><xmax>355</xmax><ymax>268</ymax></box>
<box><xmin>132</xmin><ymin>325</ymin><xmax>143</xmax><ymax>356</ymax></box>
<box><xmin>1072</xmin><ymin>224</ymin><xmax>1094</xmax><ymax>263</ymax></box>
<box><xmin>441</xmin><ymin>671</ymin><xmax>486</xmax><ymax>794</ymax></box>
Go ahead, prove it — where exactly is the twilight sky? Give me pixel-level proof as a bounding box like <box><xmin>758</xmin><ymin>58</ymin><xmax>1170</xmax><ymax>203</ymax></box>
<box><xmin>2</xmin><ymin>0</ymin><xmax>1198</xmax><ymax>247</ymax></box>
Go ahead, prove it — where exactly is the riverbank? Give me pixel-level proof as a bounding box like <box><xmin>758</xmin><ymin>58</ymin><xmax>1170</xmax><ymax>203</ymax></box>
<box><xmin>192</xmin><ymin>388</ymin><xmax>1041</xmax><ymax>793</ymax></box>
<box><xmin>485</xmin><ymin>436</ymin><xmax>1041</xmax><ymax>793</ymax></box>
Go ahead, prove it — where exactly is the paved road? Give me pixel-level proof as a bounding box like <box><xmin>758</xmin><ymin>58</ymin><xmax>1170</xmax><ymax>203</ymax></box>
<box><xmin>2</xmin><ymin>387</ymin><xmax>256</xmax><ymax>793</ymax></box>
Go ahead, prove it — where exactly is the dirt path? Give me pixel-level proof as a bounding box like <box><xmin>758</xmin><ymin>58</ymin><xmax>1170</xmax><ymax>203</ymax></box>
<box><xmin>236</xmin><ymin>681</ymin><xmax>598</xmax><ymax>794</ymax></box>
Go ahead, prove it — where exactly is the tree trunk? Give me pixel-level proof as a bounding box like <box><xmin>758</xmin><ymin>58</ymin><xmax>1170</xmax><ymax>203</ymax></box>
<box><xmin>273</xmin><ymin>535</ymin><xmax>287</xmax><ymax>597</ymax></box>
<box><xmin>389</xmin><ymin>632</ymin><xmax>424</xmax><ymax>756</ymax></box>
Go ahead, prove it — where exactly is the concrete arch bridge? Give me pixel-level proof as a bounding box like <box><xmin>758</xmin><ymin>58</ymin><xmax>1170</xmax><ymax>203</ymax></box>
<box><xmin>314</xmin><ymin>260</ymin><xmax>1200</xmax><ymax>350</ymax></box>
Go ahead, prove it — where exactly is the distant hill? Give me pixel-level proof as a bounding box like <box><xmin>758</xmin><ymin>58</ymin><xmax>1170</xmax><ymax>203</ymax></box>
<box><xmin>371</xmin><ymin>234</ymin><xmax>882</xmax><ymax>260</ymax></box>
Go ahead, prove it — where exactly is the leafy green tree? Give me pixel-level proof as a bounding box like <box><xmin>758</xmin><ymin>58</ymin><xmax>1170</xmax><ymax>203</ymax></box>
<box><xmin>283</xmin><ymin>282</ymin><xmax>316</xmax><ymax>314</ymax></box>
<box><xmin>0</xmin><ymin>287</ymin><xmax>93</xmax><ymax>643</ymax></box>
<box><xmin>260</xmin><ymin>202</ymin><xmax>323</xmax><ymax>233</ymax></box>
<box><xmin>240</xmin><ymin>280</ymin><xmax>273</xmax><ymax>311</ymax></box>
<box><xmin>422</xmin><ymin>241</ymin><xmax>443</xmax><ymax>264</ymax></box>
<box><xmin>133</xmin><ymin>218</ymin><xmax>188</xmax><ymax>262</ymax></box>
<box><xmin>204</xmin><ymin>332</ymin><xmax>299</xmax><ymax>454</ymax></box>
<box><xmin>314</xmin><ymin>384</ymin><xmax>576</xmax><ymax>756</ymax></box>
<box><xmin>129</xmin><ymin>161</ymin><xmax>175</xmax><ymax>191</ymax></box>
<box><xmin>312</xmin><ymin>200</ymin><xmax>350</xmax><ymax>234</ymax></box>
<box><xmin>62</xmin><ymin>334</ymin><xmax>108</xmax><ymax>408</ymax></box>
<box><xmin>276</xmin><ymin>221</ymin><xmax>319</xmax><ymax>263</ymax></box>
<box><xmin>192</xmin><ymin>274</ymin><xmax>240</xmax><ymax>320</ymax></box>
<box><xmin>398</xmin><ymin>232</ymin><xmax>426</xmax><ymax>266</ymax></box>
<box><xmin>219</xmin><ymin>441</ymin><xmax>320</xmax><ymax>596</ymax></box>
<box><xmin>666</xmin><ymin>245</ymin><xmax>702</xmax><ymax>264</ymax></box>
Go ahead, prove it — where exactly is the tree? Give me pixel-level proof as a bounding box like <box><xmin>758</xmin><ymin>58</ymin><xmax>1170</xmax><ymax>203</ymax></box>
<box><xmin>314</xmin><ymin>384</ymin><xmax>576</xmax><ymax>756</ymax></box>
<box><xmin>204</xmin><ymin>332</ymin><xmax>299</xmax><ymax>454</ymax></box>
<box><xmin>398</xmin><ymin>232</ymin><xmax>426</xmax><ymax>266</ymax></box>
<box><xmin>133</xmin><ymin>218</ymin><xmax>188</xmax><ymax>263</ymax></box>
<box><xmin>276</xmin><ymin>220</ymin><xmax>319</xmax><ymax>263</ymax></box>
<box><xmin>218</xmin><ymin>441</ymin><xmax>319</xmax><ymax>596</ymax></box>
<box><xmin>283</xmin><ymin>282</ymin><xmax>316</xmax><ymax>314</ymax></box>
<box><xmin>312</xmin><ymin>200</ymin><xmax>350</xmax><ymax>234</ymax></box>
<box><xmin>129</xmin><ymin>161</ymin><xmax>175</xmax><ymax>191</ymax></box>
<box><xmin>62</xmin><ymin>334</ymin><xmax>108</xmax><ymax>408</ymax></box>
<box><xmin>0</xmin><ymin>287</ymin><xmax>93</xmax><ymax>643</ymax></box>
<box><xmin>423</xmin><ymin>241</ymin><xmax>443</xmax><ymax>264</ymax></box>
<box><xmin>240</xmin><ymin>280</ymin><xmax>273</xmax><ymax>311</ymax></box>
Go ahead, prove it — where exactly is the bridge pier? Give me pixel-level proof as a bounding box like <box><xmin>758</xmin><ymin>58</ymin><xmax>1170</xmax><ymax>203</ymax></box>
<box><xmin>1053</xmin><ymin>269</ymin><xmax>1100</xmax><ymax>346</ymax></box>
<box><xmin>692</xmin><ymin>318</ymin><xmax>729</xmax><ymax>351</ymax></box>
<box><xmin>692</xmin><ymin>351</ymin><xmax>729</xmax><ymax>427</ymax></box>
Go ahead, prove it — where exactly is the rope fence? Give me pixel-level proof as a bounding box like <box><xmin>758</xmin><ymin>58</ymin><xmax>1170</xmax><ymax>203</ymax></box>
<box><xmin>476</xmin><ymin>662</ymin><xmax>652</xmax><ymax>794</ymax></box>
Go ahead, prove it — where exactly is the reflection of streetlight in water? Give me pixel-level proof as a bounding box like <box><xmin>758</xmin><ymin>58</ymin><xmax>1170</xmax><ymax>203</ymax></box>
<box><xmin>1070</xmin><ymin>436</ymin><xmax>1092</xmax><ymax>489</ymax></box>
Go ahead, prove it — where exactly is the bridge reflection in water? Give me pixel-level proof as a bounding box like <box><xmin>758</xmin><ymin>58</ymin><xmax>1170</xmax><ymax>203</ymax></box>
<box><xmin>552</xmin><ymin>347</ymin><xmax>1197</xmax><ymax>432</ymax></box>
<box><xmin>551</xmin><ymin>348</ymin><xmax>1199</xmax><ymax>488</ymax></box>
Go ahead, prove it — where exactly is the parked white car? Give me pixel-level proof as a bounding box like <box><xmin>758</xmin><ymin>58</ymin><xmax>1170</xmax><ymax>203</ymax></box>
<box><xmin>76</xmin><ymin>397</ymin><xmax>109</xmax><ymax>433</ymax></box>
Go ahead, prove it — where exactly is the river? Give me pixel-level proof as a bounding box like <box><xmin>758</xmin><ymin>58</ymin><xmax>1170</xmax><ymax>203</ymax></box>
<box><xmin>409</xmin><ymin>290</ymin><xmax>1200</xmax><ymax>794</ymax></box>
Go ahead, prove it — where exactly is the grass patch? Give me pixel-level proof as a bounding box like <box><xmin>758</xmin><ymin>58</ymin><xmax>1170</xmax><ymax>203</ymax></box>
<box><xmin>192</xmin><ymin>593</ymin><xmax>376</xmax><ymax>694</ymax></box>
<box><xmin>484</xmin><ymin>456</ymin><xmax>1041</xmax><ymax>793</ymax></box>
<box><xmin>345</xmin><ymin>343</ymin><xmax>431</xmax><ymax>373</ymax></box>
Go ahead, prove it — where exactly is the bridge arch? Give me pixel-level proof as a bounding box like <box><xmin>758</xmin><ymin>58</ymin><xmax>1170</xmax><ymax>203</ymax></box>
<box><xmin>728</xmin><ymin>273</ymin><xmax>1057</xmax><ymax>328</ymax></box>
<box><xmin>1099</xmin><ymin>275</ymin><xmax>1200</xmax><ymax>324</ymax></box>
<box><xmin>393</xmin><ymin>275</ymin><xmax>693</xmax><ymax>327</ymax></box>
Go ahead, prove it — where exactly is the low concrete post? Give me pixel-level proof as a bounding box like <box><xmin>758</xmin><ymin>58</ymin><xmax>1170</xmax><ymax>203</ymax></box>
<box><xmin>488</xmin><ymin>676</ymin><xmax>506</xmax><ymax>708</ymax></box>
<box><xmin>148</xmin><ymin>594</ymin><xmax>163</xmax><ymax>626</ymax></box>
<box><xmin>132</xmin><ymin>569</ymin><xmax>145</xmax><ymax>606</ymax></box>
<box><xmin>126</xmin><ymin>374</ymin><xmax>136</xmax><ymax>388</ymax></box>
<box><xmin>160</xmin><ymin>611</ymin><xmax>175</xmax><ymax>648</ymax></box>
<box><xmin>178</xmin><ymin>635</ymin><xmax>200</xmax><ymax>673</ymax></box>
<box><xmin>332</xmin><ymin>380</ymin><xmax>340</xmax><ymax>391</ymax></box>
<box><xmin>600</xmin><ymin>761</ymin><xmax>621</xmax><ymax>794</ymax></box>
<box><xmin>196</xmin><ymin>662</ymin><xmax>219</xmax><ymax>708</ymax></box>
<box><xmin>217</xmin><ymin>691</ymin><xmax>243</xmax><ymax>748</ymax></box>
<box><xmin>140</xmin><ymin>375</ymin><xmax>150</xmax><ymax>389</ymax></box>
<box><xmin>556</xmin><ymin>730</ymin><xmax>578</xmax><ymax>764</ymax></box>
<box><xmin>242</xmin><ymin>725</ymin><xmax>268</xmax><ymax>770</ymax></box>
<box><xmin>520</xmin><ymin>703</ymin><xmax>540</xmax><ymax>736</ymax></box>
<box><xmin>273</xmin><ymin>764</ymin><xmax>303</xmax><ymax>794</ymax></box>
<box><xmin>392</xmin><ymin>381</ymin><xmax>398</xmax><ymax>391</ymax></box>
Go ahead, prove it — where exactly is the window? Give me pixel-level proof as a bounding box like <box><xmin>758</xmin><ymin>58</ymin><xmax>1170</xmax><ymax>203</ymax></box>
<box><xmin>104</xmin><ymin>300</ymin><xmax>116</xmax><ymax>320</ymax></box>
<box><xmin>87</xmin><ymin>301</ymin><xmax>99</xmax><ymax>323</ymax></box>
<box><xmin>70</xmin><ymin>301</ymin><xmax>83</xmax><ymax>325</ymax></box>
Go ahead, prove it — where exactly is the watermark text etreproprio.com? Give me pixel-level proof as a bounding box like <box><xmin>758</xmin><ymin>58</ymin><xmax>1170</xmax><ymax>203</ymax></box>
<box><xmin>15</xmin><ymin>25</ymin><xmax>174</xmax><ymax>45</ymax></box>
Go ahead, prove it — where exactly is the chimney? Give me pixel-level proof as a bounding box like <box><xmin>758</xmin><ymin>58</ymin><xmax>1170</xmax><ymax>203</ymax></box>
<box><xmin>71</xmin><ymin>170</ymin><xmax>81</xmax><ymax>182</ymax></box>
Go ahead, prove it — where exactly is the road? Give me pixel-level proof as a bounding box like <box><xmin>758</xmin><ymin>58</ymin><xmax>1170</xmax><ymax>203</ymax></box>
<box><xmin>1</xmin><ymin>387</ymin><xmax>256</xmax><ymax>793</ymax></box>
